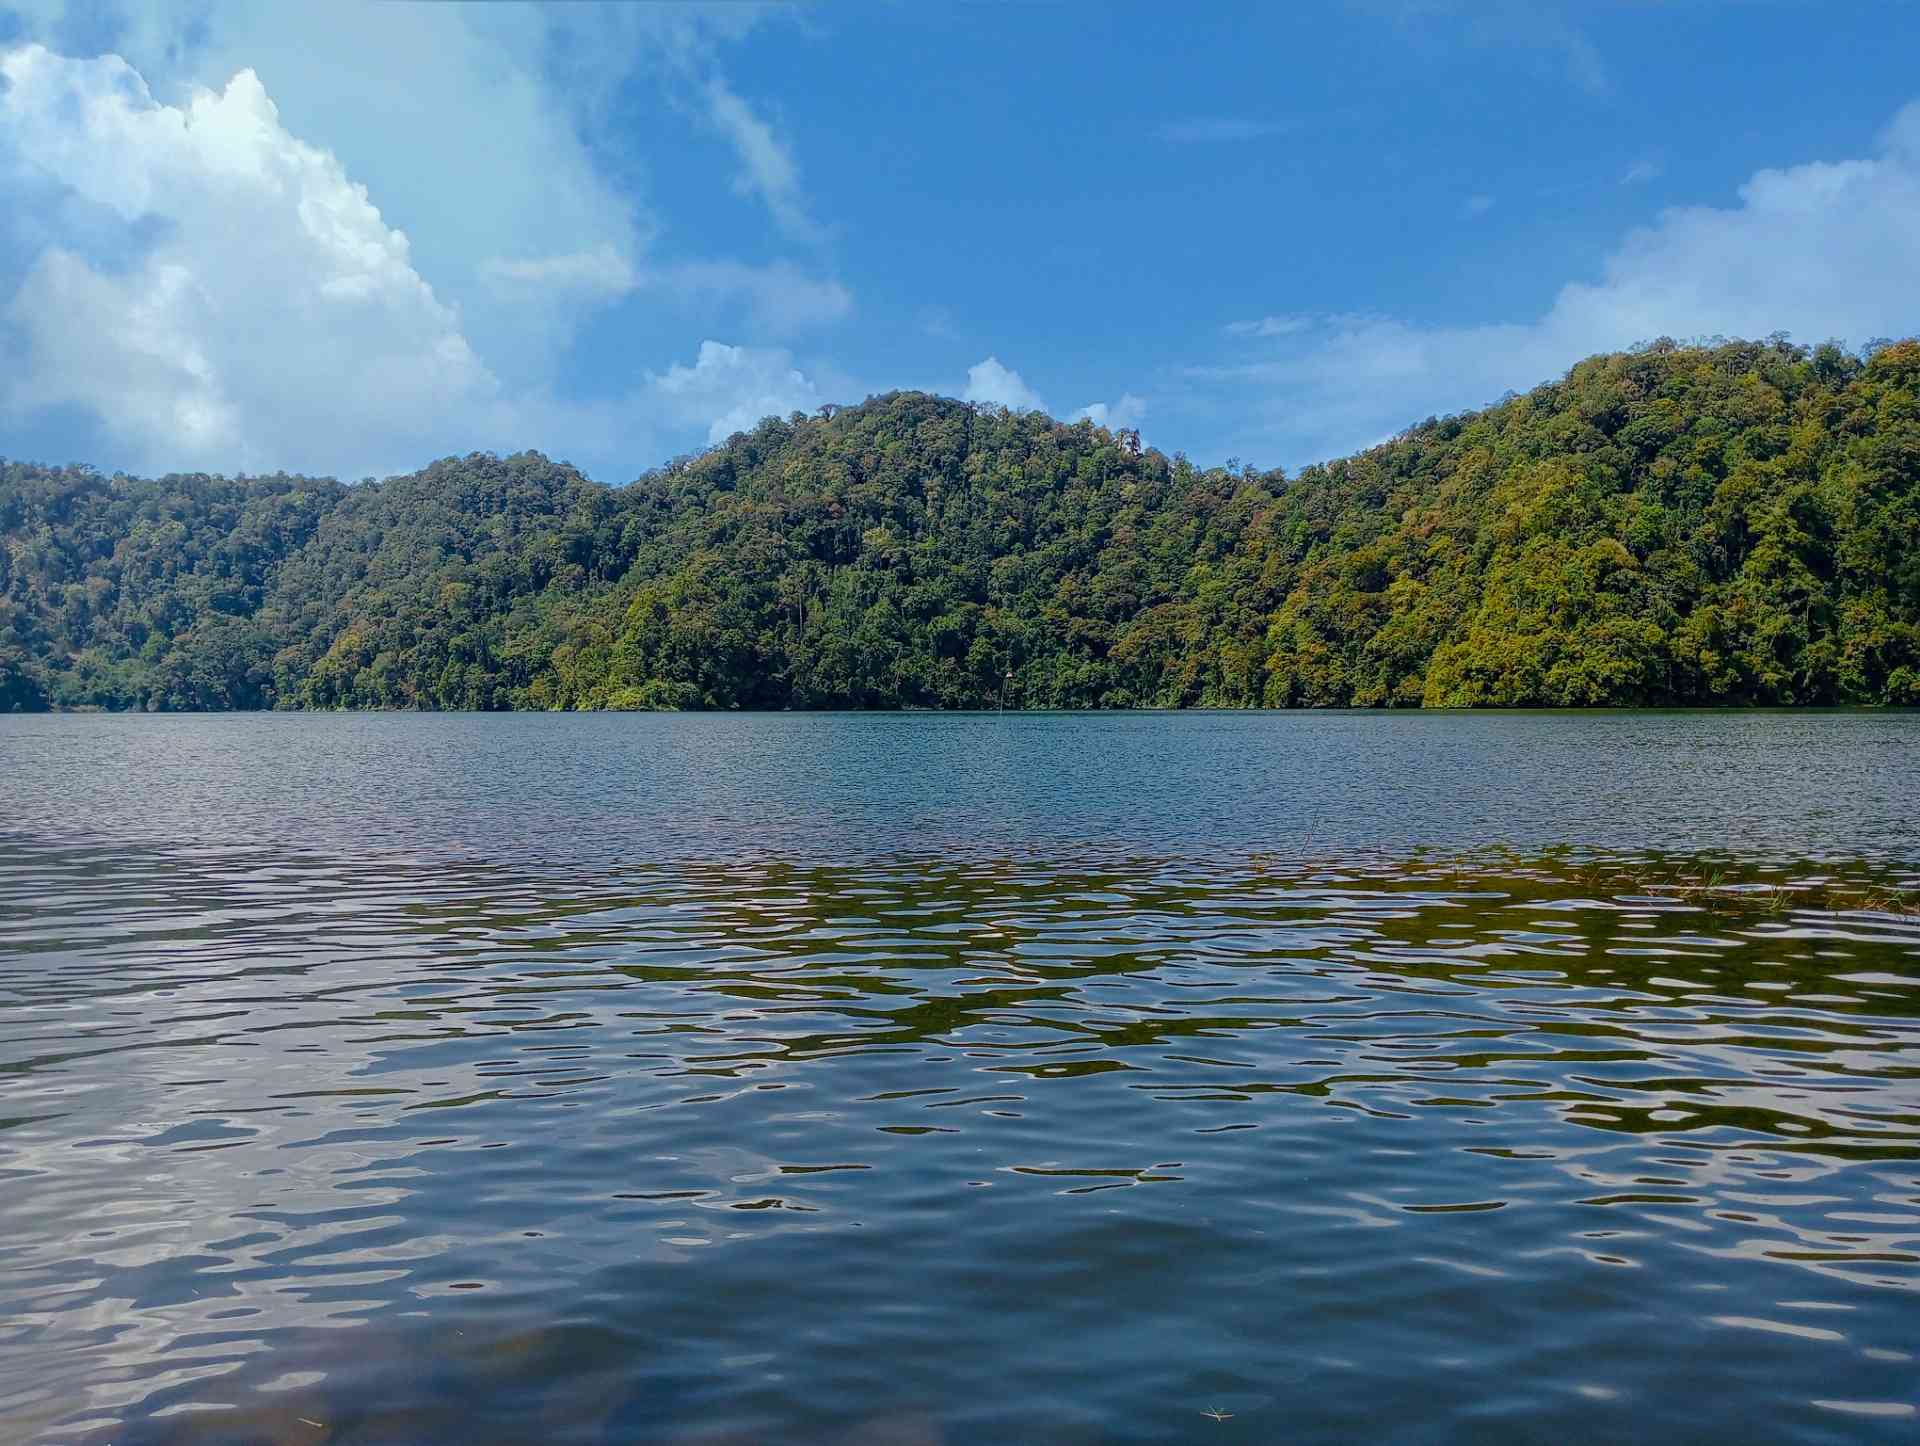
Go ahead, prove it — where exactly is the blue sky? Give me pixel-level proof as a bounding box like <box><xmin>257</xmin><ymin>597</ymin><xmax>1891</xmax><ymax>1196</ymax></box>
<box><xmin>1</xmin><ymin>2</ymin><xmax>1918</xmax><ymax>483</ymax></box>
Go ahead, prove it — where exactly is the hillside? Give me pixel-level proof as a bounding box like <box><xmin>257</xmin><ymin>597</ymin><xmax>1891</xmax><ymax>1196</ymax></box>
<box><xmin>3</xmin><ymin>336</ymin><xmax>1917</xmax><ymax>712</ymax></box>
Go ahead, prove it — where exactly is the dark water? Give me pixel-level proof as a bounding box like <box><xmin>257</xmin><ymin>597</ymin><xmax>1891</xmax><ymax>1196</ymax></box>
<box><xmin>2</xmin><ymin>712</ymin><xmax>1918</xmax><ymax>1443</ymax></box>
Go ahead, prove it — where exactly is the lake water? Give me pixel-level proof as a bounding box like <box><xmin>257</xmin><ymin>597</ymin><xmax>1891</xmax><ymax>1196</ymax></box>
<box><xmin>2</xmin><ymin>711</ymin><xmax>1918</xmax><ymax>1443</ymax></box>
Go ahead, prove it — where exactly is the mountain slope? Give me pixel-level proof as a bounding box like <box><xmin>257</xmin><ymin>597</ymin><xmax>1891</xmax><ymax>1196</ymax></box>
<box><xmin>3</xmin><ymin>336</ymin><xmax>1917</xmax><ymax>711</ymax></box>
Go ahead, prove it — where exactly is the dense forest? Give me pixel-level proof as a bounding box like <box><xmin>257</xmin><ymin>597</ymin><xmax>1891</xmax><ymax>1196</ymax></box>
<box><xmin>3</xmin><ymin>336</ymin><xmax>1917</xmax><ymax>712</ymax></box>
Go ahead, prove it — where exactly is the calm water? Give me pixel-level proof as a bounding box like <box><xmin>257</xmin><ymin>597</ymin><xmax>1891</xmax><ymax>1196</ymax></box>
<box><xmin>2</xmin><ymin>711</ymin><xmax>1918</xmax><ymax>1443</ymax></box>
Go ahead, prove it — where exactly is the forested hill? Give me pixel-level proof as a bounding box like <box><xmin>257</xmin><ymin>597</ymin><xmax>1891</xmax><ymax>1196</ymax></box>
<box><xmin>3</xmin><ymin>336</ymin><xmax>1918</xmax><ymax>713</ymax></box>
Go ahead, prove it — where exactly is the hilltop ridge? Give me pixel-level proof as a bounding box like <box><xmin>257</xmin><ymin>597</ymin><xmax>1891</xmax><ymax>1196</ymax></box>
<box><xmin>3</xmin><ymin>336</ymin><xmax>1918</xmax><ymax>711</ymax></box>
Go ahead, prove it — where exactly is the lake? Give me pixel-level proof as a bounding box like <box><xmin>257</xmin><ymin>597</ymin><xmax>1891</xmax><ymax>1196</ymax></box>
<box><xmin>2</xmin><ymin>710</ymin><xmax>1918</xmax><ymax>1443</ymax></box>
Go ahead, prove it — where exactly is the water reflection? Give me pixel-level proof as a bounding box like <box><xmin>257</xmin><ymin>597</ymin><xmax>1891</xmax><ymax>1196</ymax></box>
<box><xmin>2</xmin><ymin>841</ymin><xmax>1917</xmax><ymax>1441</ymax></box>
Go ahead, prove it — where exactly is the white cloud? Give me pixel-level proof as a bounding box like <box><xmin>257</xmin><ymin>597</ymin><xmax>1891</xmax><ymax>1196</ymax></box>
<box><xmin>1368</xmin><ymin>2</ymin><xmax>1611</xmax><ymax>99</ymax></box>
<box><xmin>481</xmin><ymin>244</ymin><xmax>640</xmax><ymax>297</ymax></box>
<box><xmin>1546</xmin><ymin>23</ymin><xmax>1609</xmax><ymax>98</ymax></box>
<box><xmin>653</xmin><ymin>259</ymin><xmax>851</xmax><ymax>333</ymax></box>
<box><xmin>1202</xmin><ymin>99</ymin><xmax>1920</xmax><ymax>466</ymax></box>
<box><xmin>51</xmin><ymin>4</ymin><xmax>647</xmax><ymax>306</ymax></box>
<box><xmin>1461</xmin><ymin>193</ymin><xmax>1495</xmax><ymax>218</ymax></box>
<box><xmin>476</xmin><ymin>251</ymin><xmax>850</xmax><ymax>335</ymax></box>
<box><xmin>1225</xmin><ymin>314</ymin><xmax>1314</xmax><ymax>339</ymax></box>
<box><xmin>0</xmin><ymin>3</ymin><xmax>835</xmax><ymax>398</ymax></box>
<box><xmin>0</xmin><ymin>3</ymin><xmax>651</xmax><ymax>413</ymax></box>
<box><xmin>1075</xmin><ymin>394</ymin><xmax>1147</xmax><ymax>433</ymax></box>
<box><xmin>651</xmin><ymin>339</ymin><xmax>822</xmax><ymax>442</ymax></box>
<box><xmin>705</xmin><ymin>74</ymin><xmax>818</xmax><ymax>241</ymax></box>
<box><xmin>962</xmin><ymin>356</ymin><xmax>1045</xmax><ymax>412</ymax></box>
<box><xmin>0</xmin><ymin>19</ymin><xmax>856</xmax><ymax>481</ymax></box>
<box><xmin>0</xmin><ymin>44</ymin><xmax>493</xmax><ymax>475</ymax></box>
<box><xmin>1621</xmin><ymin>158</ymin><xmax>1662</xmax><ymax>186</ymax></box>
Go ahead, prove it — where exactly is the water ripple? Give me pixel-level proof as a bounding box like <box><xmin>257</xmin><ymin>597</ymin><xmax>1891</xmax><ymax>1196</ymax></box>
<box><xmin>1</xmin><ymin>838</ymin><xmax>1918</xmax><ymax>1442</ymax></box>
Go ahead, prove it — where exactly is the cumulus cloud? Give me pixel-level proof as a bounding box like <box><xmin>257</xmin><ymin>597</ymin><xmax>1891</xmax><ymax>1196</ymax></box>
<box><xmin>1206</xmin><ymin>99</ymin><xmax>1920</xmax><ymax>465</ymax></box>
<box><xmin>41</xmin><ymin>4</ymin><xmax>648</xmax><ymax>308</ymax></box>
<box><xmin>651</xmin><ymin>339</ymin><xmax>823</xmax><ymax>442</ymax></box>
<box><xmin>0</xmin><ymin>20</ymin><xmax>858</xmax><ymax>480</ymax></box>
<box><xmin>1075</xmin><ymin>394</ymin><xmax>1147</xmax><ymax>433</ymax></box>
<box><xmin>0</xmin><ymin>44</ymin><xmax>493</xmax><ymax>475</ymax></box>
<box><xmin>963</xmin><ymin>356</ymin><xmax>1045</xmax><ymax>412</ymax></box>
<box><xmin>0</xmin><ymin>2</ymin><xmax>843</xmax><ymax>410</ymax></box>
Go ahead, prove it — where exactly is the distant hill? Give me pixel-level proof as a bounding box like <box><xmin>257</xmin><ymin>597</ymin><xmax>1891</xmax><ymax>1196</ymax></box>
<box><xmin>4</xmin><ymin>336</ymin><xmax>1918</xmax><ymax>711</ymax></box>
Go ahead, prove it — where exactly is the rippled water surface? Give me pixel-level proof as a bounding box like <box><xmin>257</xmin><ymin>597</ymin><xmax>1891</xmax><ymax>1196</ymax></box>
<box><xmin>3</xmin><ymin>711</ymin><xmax>1919</xmax><ymax>1443</ymax></box>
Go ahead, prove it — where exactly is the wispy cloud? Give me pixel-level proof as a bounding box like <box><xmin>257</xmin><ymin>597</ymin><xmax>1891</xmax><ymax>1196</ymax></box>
<box><xmin>1225</xmin><ymin>314</ymin><xmax>1314</xmax><ymax>338</ymax></box>
<box><xmin>1460</xmin><ymin>193</ymin><xmax>1495</xmax><ymax>218</ymax></box>
<box><xmin>705</xmin><ymin>75</ymin><xmax>820</xmax><ymax>241</ymax></box>
<box><xmin>479</xmin><ymin>250</ymin><xmax>849</xmax><ymax>334</ymax></box>
<box><xmin>1193</xmin><ymin>97</ymin><xmax>1920</xmax><ymax>466</ymax></box>
<box><xmin>481</xmin><ymin>245</ymin><xmax>639</xmax><ymax>296</ymax></box>
<box><xmin>1547</xmin><ymin>22</ymin><xmax>1609</xmax><ymax>97</ymax></box>
<box><xmin>1621</xmin><ymin>158</ymin><xmax>1663</xmax><ymax>185</ymax></box>
<box><xmin>653</xmin><ymin>259</ymin><xmax>851</xmax><ymax>333</ymax></box>
<box><xmin>1358</xmin><ymin>1</ymin><xmax>1611</xmax><ymax>98</ymax></box>
<box><xmin>1158</xmin><ymin>116</ymin><xmax>1289</xmax><ymax>144</ymax></box>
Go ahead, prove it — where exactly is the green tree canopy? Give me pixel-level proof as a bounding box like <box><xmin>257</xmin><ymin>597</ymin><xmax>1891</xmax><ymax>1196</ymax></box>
<box><xmin>3</xmin><ymin>337</ymin><xmax>1916</xmax><ymax>711</ymax></box>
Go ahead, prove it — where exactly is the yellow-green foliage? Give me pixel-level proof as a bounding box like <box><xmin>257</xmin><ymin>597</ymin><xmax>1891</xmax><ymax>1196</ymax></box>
<box><xmin>2</xmin><ymin>337</ymin><xmax>1916</xmax><ymax>710</ymax></box>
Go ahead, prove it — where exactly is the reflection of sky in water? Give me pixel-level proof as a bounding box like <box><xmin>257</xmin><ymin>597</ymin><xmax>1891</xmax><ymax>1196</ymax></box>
<box><xmin>0</xmin><ymin>712</ymin><xmax>1917</xmax><ymax>1441</ymax></box>
<box><xmin>1</xmin><ymin>841</ymin><xmax>1917</xmax><ymax>1441</ymax></box>
<box><xmin>2</xmin><ymin>709</ymin><xmax>1918</xmax><ymax>868</ymax></box>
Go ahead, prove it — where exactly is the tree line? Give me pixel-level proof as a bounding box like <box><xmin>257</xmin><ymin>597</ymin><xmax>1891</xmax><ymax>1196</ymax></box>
<box><xmin>3</xmin><ymin>336</ymin><xmax>1917</xmax><ymax>712</ymax></box>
